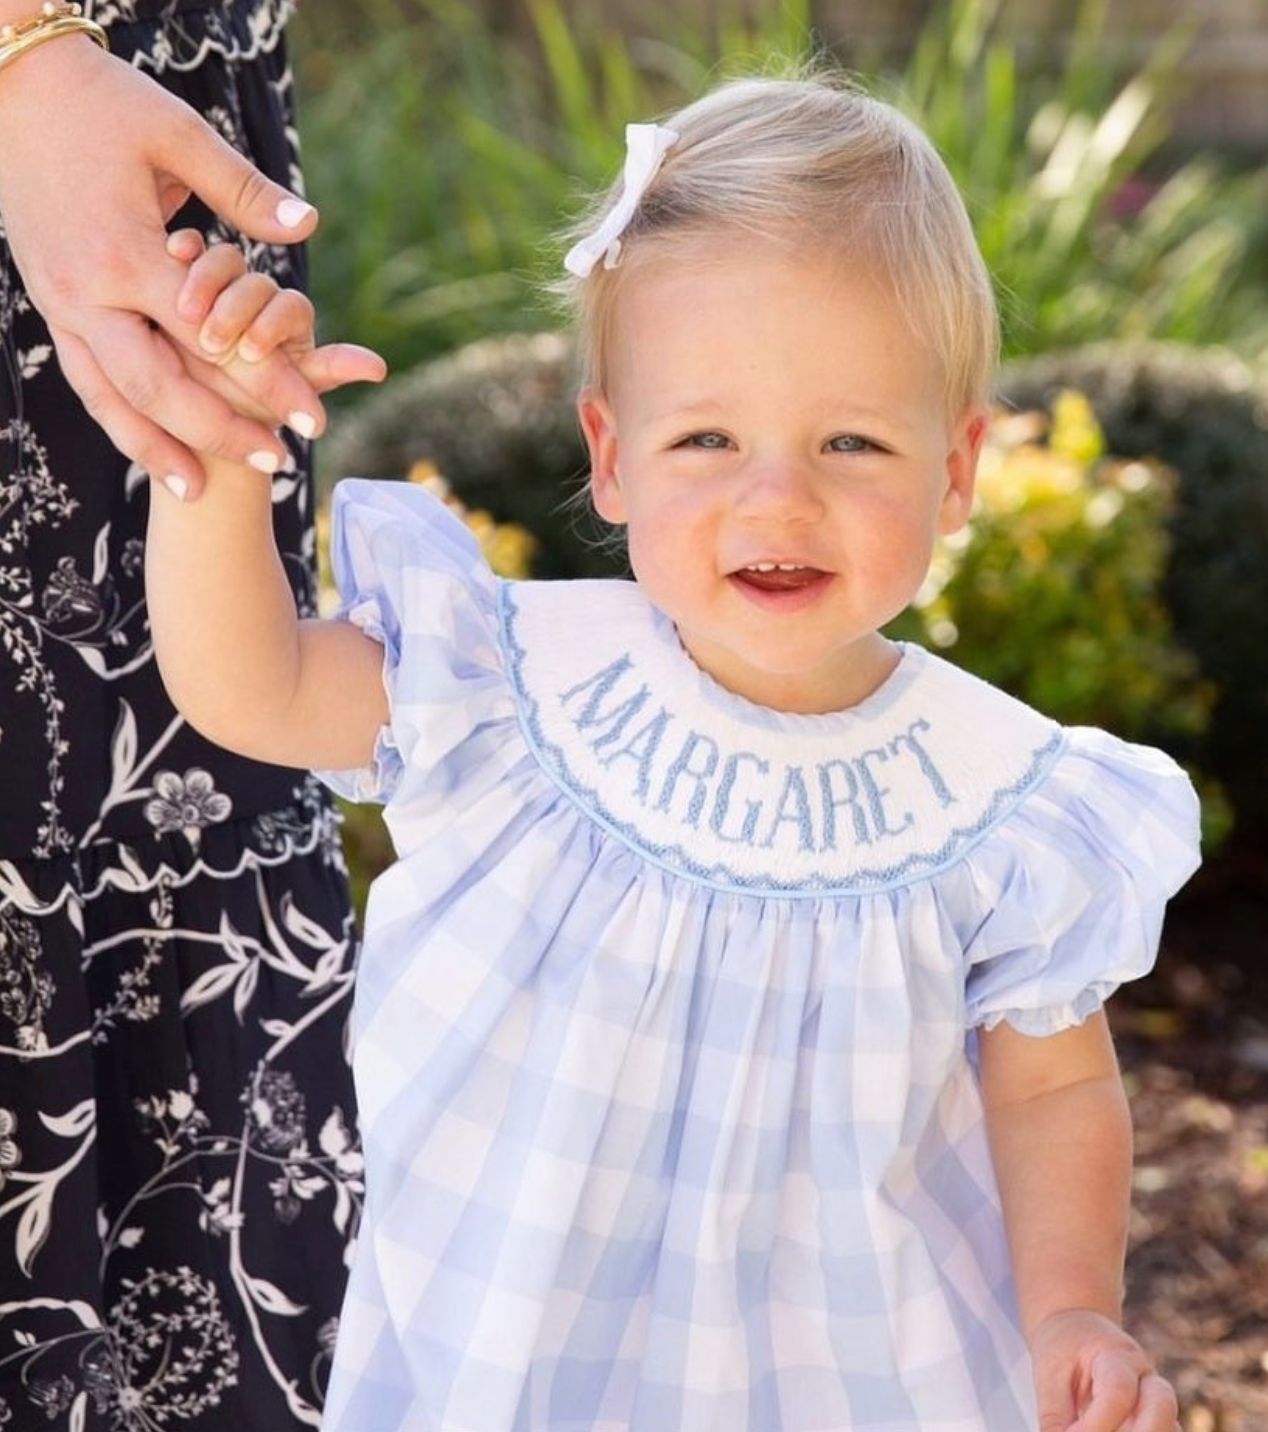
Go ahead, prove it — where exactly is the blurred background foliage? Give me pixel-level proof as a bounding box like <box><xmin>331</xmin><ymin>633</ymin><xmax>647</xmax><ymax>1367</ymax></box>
<box><xmin>887</xmin><ymin>390</ymin><xmax>1211</xmax><ymax>757</ymax></box>
<box><xmin>289</xmin><ymin>0</ymin><xmax>1268</xmax><ymax>897</ymax></box>
<box><xmin>290</xmin><ymin>0</ymin><xmax>1268</xmax><ymax>376</ymax></box>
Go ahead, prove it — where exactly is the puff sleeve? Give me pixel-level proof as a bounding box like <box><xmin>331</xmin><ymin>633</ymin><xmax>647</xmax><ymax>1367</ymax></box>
<box><xmin>963</xmin><ymin>727</ymin><xmax>1201</xmax><ymax>1036</ymax></box>
<box><xmin>316</xmin><ymin>479</ymin><xmax>510</xmax><ymax>806</ymax></box>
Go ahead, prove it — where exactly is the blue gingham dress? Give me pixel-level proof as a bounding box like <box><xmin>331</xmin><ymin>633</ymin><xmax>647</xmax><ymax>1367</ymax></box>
<box><xmin>318</xmin><ymin>480</ymin><xmax>1200</xmax><ymax>1432</ymax></box>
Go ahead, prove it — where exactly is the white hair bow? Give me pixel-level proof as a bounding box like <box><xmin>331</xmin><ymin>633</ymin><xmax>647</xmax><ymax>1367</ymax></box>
<box><xmin>563</xmin><ymin>123</ymin><xmax>679</xmax><ymax>278</ymax></box>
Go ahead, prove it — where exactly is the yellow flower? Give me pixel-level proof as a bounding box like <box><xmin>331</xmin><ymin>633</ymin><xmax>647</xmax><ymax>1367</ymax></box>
<box><xmin>1048</xmin><ymin>389</ymin><xmax>1105</xmax><ymax>466</ymax></box>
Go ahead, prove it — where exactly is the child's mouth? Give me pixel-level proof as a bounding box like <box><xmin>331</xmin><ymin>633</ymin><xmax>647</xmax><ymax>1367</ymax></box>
<box><xmin>734</xmin><ymin>562</ymin><xmax>826</xmax><ymax>593</ymax></box>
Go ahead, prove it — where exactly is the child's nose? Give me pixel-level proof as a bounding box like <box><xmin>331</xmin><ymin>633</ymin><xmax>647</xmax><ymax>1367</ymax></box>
<box><xmin>734</xmin><ymin>455</ymin><xmax>826</xmax><ymax>521</ymax></box>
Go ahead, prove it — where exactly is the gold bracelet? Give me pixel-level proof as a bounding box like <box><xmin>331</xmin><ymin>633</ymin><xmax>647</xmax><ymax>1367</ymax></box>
<box><xmin>0</xmin><ymin>3</ymin><xmax>109</xmax><ymax>77</ymax></box>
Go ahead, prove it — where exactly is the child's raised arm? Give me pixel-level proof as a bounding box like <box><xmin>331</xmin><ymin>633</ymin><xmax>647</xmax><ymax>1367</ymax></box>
<box><xmin>979</xmin><ymin>1014</ymin><xmax>1181</xmax><ymax>1432</ymax></box>
<box><xmin>145</xmin><ymin>233</ymin><xmax>389</xmax><ymax>772</ymax></box>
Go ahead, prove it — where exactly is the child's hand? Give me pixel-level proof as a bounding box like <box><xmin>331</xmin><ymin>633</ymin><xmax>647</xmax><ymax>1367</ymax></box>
<box><xmin>164</xmin><ymin>228</ymin><xmax>385</xmax><ymax>435</ymax></box>
<box><xmin>1029</xmin><ymin>1309</ymin><xmax>1180</xmax><ymax>1431</ymax></box>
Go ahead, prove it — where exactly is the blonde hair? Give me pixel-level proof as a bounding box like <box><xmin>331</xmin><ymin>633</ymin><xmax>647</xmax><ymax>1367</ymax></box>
<box><xmin>555</xmin><ymin>69</ymin><xmax>999</xmax><ymax>415</ymax></box>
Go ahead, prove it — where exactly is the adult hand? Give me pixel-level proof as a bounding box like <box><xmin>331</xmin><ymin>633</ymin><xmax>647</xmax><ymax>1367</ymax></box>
<box><xmin>0</xmin><ymin>32</ymin><xmax>324</xmax><ymax>499</ymax></box>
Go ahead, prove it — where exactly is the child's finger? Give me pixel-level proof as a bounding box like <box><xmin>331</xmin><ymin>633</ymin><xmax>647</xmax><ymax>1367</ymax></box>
<box><xmin>165</xmin><ymin>228</ymin><xmax>207</xmax><ymax>264</ymax></box>
<box><xmin>1120</xmin><ymin>1372</ymin><xmax>1180</xmax><ymax>1432</ymax></box>
<box><xmin>237</xmin><ymin>289</ymin><xmax>316</xmax><ymax>364</ymax></box>
<box><xmin>1034</xmin><ymin>1360</ymin><xmax>1076</xmax><ymax>1432</ymax></box>
<box><xmin>199</xmin><ymin>270</ymin><xmax>278</xmax><ymax>362</ymax></box>
<box><xmin>1066</xmin><ymin>1360</ymin><xmax>1145</xmax><ymax>1431</ymax></box>
<box><xmin>173</xmin><ymin>243</ymin><xmax>251</xmax><ymax>352</ymax></box>
<box><xmin>167</xmin><ymin>232</ymin><xmax>236</xmax><ymax>325</ymax></box>
<box><xmin>168</xmin><ymin>228</ymin><xmax>213</xmax><ymax>327</ymax></box>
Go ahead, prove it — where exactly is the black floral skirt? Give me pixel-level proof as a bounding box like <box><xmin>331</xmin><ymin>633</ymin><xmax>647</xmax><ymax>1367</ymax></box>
<box><xmin>0</xmin><ymin>6</ymin><xmax>362</xmax><ymax>1428</ymax></box>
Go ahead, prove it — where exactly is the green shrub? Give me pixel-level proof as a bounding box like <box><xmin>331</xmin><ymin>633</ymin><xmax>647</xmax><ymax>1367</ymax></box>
<box><xmin>887</xmin><ymin>389</ymin><xmax>1215</xmax><ymax>814</ymax></box>
<box><xmin>998</xmin><ymin>342</ymin><xmax>1268</xmax><ymax>848</ymax></box>
<box><xmin>320</xmin><ymin>332</ymin><xmax>608</xmax><ymax>577</ymax></box>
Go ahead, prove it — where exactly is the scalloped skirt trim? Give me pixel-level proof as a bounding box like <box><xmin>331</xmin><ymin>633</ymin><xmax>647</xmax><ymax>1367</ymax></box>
<box><xmin>87</xmin><ymin>0</ymin><xmax>294</xmax><ymax>75</ymax></box>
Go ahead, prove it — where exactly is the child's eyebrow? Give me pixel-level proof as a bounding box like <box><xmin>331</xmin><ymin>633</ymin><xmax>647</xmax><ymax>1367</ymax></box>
<box><xmin>640</xmin><ymin>398</ymin><xmax>729</xmax><ymax>425</ymax></box>
<box><xmin>636</xmin><ymin>385</ymin><xmax>937</xmax><ymax>434</ymax></box>
<box><xmin>825</xmin><ymin>403</ymin><xmax>927</xmax><ymax>432</ymax></box>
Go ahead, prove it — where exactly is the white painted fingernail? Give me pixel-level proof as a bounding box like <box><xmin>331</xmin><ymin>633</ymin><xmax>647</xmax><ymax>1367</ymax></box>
<box><xmin>276</xmin><ymin>197</ymin><xmax>315</xmax><ymax>229</ymax></box>
<box><xmin>163</xmin><ymin>474</ymin><xmax>189</xmax><ymax>502</ymax></box>
<box><xmin>238</xmin><ymin>339</ymin><xmax>265</xmax><ymax>364</ymax></box>
<box><xmin>248</xmin><ymin>450</ymin><xmax>280</xmax><ymax>474</ymax></box>
<box><xmin>287</xmin><ymin>410</ymin><xmax>318</xmax><ymax>440</ymax></box>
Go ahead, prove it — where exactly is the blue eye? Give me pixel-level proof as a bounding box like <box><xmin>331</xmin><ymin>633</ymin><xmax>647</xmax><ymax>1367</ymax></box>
<box><xmin>680</xmin><ymin>432</ymin><xmax>731</xmax><ymax>450</ymax></box>
<box><xmin>826</xmin><ymin>433</ymin><xmax>874</xmax><ymax>454</ymax></box>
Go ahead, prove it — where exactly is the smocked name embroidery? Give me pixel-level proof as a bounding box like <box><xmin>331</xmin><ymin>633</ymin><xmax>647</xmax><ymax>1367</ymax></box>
<box><xmin>560</xmin><ymin>656</ymin><xmax>956</xmax><ymax>856</ymax></box>
<box><xmin>501</xmin><ymin>582</ymin><xmax>1065</xmax><ymax>894</ymax></box>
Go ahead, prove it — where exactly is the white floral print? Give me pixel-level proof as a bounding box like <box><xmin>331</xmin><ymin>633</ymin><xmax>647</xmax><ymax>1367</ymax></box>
<box><xmin>0</xmin><ymin>910</ymin><xmax>55</xmax><ymax>1053</ymax></box>
<box><xmin>0</xmin><ymin>9</ymin><xmax>360</xmax><ymax>1429</ymax></box>
<box><xmin>0</xmin><ymin>1108</ymin><xmax>19</xmax><ymax>1191</ymax></box>
<box><xmin>143</xmin><ymin>768</ymin><xmax>234</xmax><ymax>840</ymax></box>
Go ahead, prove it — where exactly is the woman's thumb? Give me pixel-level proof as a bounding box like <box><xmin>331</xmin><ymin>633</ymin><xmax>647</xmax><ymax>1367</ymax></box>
<box><xmin>181</xmin><ymin>124</ymin><xmax>318</xmax><ymax>242</ymax></box>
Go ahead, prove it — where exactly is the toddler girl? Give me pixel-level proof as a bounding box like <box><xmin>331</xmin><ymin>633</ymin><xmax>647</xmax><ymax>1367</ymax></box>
<box><xmin>148</xmin><ymin>72</ymin><xmax>1197</xmax><ymax>1432</ymax></box>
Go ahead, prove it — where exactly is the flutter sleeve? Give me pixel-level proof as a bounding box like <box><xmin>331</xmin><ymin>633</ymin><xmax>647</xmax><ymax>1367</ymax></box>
<box><xmin>963</xmin><ymin>727</ymin><xmax>1201</xmax><ymax>1037</ymax></box>
<box><xmin>316</xmin><ymin>478</ymin><xmax>507</xmax><ymax>805</ymax></box>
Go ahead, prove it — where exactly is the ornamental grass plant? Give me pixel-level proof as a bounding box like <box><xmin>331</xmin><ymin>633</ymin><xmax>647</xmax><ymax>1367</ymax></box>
<box><xmin>291</xmin><ymin>0</ymin><xmax>1268</xmax><ymax>377</ymax></box>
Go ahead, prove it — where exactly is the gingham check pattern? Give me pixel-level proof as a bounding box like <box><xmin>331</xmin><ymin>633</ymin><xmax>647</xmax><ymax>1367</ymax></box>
<box><xmin>319</xmin><ymin>482</ymin><xmax>1200</xmax><ymax>1432</ymax></box>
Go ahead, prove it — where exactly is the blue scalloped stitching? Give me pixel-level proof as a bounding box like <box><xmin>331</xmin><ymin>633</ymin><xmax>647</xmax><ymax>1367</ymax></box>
<box><xmin>499</xmin><ymin>583</ymin><xmax>1068</xmax><ymax>899</ymax></box>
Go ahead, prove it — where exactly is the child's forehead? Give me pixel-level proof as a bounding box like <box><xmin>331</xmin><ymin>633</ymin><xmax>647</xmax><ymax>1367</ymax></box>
<box><xmin>607</xmin><ymin>240</ymin><xmax>914</xmax><ymax>343</ymax></box>
<box><xmin>583</xmin><ymin>222</ymin><xmax>984</xmax><ymax>415</ymax></box>
<box><xmin>602</xmin><ymin>252</ymin><xmax>950</xmax><ymax>418</ymax></box>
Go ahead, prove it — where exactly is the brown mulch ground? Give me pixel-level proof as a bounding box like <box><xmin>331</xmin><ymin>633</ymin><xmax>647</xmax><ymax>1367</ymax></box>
<box><xmin>1114</xmin><ymin>873</ymin><xmax>1268</xmax><ymax>1432</ymax></box>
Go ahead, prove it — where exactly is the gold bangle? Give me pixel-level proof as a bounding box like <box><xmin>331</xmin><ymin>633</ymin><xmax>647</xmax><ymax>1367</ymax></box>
<box><xmin>0</xmin><ymin>3</ymin><xmax>108</xmax><ymax>76</ymax></box>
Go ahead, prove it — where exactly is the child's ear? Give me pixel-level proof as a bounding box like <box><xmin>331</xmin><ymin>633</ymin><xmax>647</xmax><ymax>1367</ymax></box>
<box><xmin>578</xmin><ymin>389</ymin><xmax>626</xmax><ymax>524</ymax></box>
<box><xmin>938</xmin><ymin>406</ymin><xmax>988</xmax><ymax>535</ymax></box>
